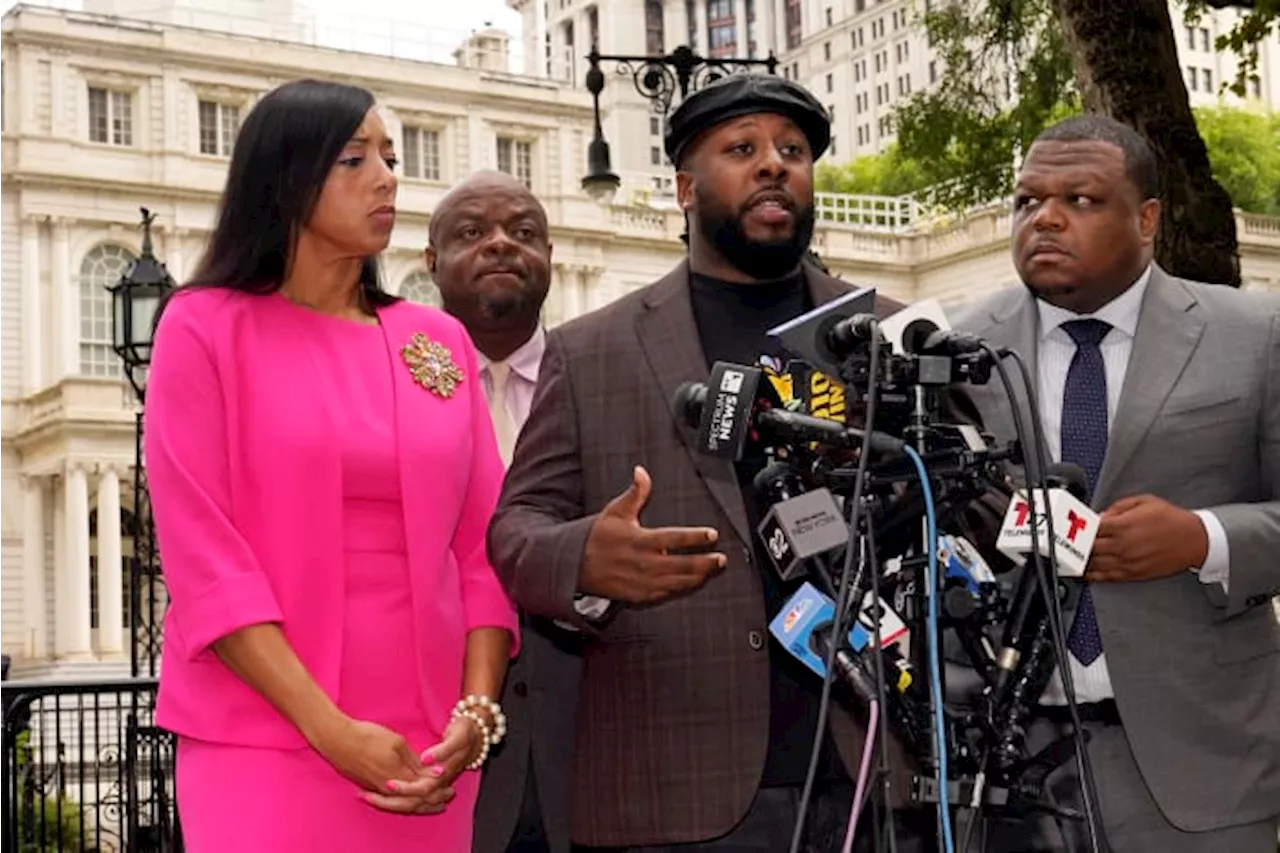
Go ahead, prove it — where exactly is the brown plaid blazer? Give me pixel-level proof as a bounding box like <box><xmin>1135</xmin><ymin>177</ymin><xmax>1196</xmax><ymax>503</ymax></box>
<box><xmin>488</xmin><ymin>261</ymin><xmax>923</xmax><ymax>847</ymax></box>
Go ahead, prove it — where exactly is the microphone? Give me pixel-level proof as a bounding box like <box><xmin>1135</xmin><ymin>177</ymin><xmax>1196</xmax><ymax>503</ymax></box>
<box><xmin>939</xmin><ymin>534</ymin><xmax>1001</xmax><ymax>678</ymax></box>
<box><xmin>875</xmin><ymin>298</ymin><xmax>951</xmax><ymax>355</ymax></box>
<box><xmin>753</xmin><ymin>462</ymin><xmax>848</xmax><ymax>583</ymax></box>
<box><xmin>826</xmin><ymin>313</ymin><xmax>882</xmax><ymax>356</ymax></box>
<box><xmin>766</xmin><ymin>286</ymin><xmax>879</xmax><ymax>377</ymax></box>
<box><xmin>769</xmin><ymin>581</ymin><xmax>909</xmax><ymax>681</ymax></box>
<box><xmin>939</xmin><ymin>533</ymin><xmax>997</xmax><ymax>596</ymax></box>
<box><xmin>900</xmin><ymin>318</ymin><xmax>1004</xmax><ymax>359</ymax></box>
<box><xmin>672</xmin><ymin>362</ymin><xmax>906</xmax><ymax>462</ymax></box>
<box><xmin>770</xmin><ymin>581</ymin><xmax>929</xmax><ymax>754</ymax></box>
<box><xmin>995</xmin><ymin>462</ymin><xmax>1098</xmax><ymax>577</ymax></box>
<box><xmin>991</xmin><ymin>462</ymin><xmax>1100</xmax><ymax>681</ymax></box>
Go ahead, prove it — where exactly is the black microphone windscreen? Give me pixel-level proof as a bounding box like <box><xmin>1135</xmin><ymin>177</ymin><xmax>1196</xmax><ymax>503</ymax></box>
<box><xmin>900</xmin><ymin>318</ymin><xmax>941</xmax><ymax>354</ymax></box>
<box><xmin>671</xmin><ymin>381</ymin><xmax>706</xmax><ymax>430</ymax></box>
<box><xmin>753</xmin><ymin>461</ymin><xmax>803</xmax><ymax>502</ymax></box>
<box><xmin>1045</xmin><ymin>462</ymin><xmax>1089</xmax><ymax>501</ymax></box>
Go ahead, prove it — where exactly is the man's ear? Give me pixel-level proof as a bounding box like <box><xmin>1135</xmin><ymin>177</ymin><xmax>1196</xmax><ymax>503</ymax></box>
<box><xmin>1138</xmin><ymin>198</ymin><xmax>1161</xmax><ymax>245</ymax></box>
<box><xmin>676</xmin><ymin>170</ymin><xmax>694</xmax><ymax>212</ymax></box>
<box><xmin>424</xmin><ymin>246</ymin><xmax>437</xmax><ymax>277</ymax></box>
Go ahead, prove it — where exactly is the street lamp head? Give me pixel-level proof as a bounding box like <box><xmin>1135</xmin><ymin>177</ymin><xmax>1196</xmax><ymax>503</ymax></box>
<box><xmin>583</xmin><ymin>46</ymin><xmax>620</xmax><ymax>205</ymax></box>
<box><xmin>583</xmin><ymin>133</ymin><xmax>621</xmax><ymax>205</ymax></box>
<box><xmin>579</xmin><ymin>43</ymin><xmax>782</xmax><ymax>200</ymax></box>
<box><xmin>109</xmin><ymin>207</ymin><xmax>177</xmax><ymax>399</ymax></box>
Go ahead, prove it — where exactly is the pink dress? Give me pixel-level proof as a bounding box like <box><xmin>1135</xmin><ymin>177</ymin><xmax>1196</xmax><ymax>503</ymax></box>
<box><xmin>175</xmin><ymin>303</ymin><xmax>477</xmax><ymax>851</ymax></box>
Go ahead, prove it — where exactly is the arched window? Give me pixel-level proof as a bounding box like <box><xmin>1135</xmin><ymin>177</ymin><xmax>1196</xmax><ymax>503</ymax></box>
<box><xmin>399</xmin><ymin>271</ymin><xmax>442</xmax><ymax>307</ymax></box>
<box><xmin>78</xmin><ymin>244</ymin><xmax>136</xmax><ymax>377</ymax></box>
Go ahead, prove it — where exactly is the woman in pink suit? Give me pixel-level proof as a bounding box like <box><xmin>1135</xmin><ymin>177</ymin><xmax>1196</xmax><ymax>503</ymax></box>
<box><xmin>145</xmin><ymin>79</ymin><xmax>518</xmax><ymax>852</ymax></box>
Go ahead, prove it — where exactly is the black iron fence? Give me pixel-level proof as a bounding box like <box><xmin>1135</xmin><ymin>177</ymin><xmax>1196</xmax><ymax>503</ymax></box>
<box><xmin>1</xmin><ymin>679</ymin><xmax>181</xmax><ymax>853</ymax></box>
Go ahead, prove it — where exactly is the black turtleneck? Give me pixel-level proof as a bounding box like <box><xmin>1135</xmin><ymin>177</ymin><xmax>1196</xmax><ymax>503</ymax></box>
<box><xmin>688</xmin><ymin>269</ymin><xmax>849</xmax><ymax>788</ymax></box>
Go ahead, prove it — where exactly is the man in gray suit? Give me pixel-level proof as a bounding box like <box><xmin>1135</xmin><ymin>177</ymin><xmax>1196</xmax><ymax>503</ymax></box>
<box><xmin>955</xmin><ymin>115</ymin><xmax>1280</xmax><ymax>852</ymax></box>
<box><xmin>428</xmin><ymin>170</ymin><xmax>582</xmax><ymax>853</ymax></box>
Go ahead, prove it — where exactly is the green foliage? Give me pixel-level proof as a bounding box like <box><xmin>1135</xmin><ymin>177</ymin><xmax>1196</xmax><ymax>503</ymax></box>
<box><xmin>1193</xmin><ymin>103</ymin><xmax>1280</xmax><ymax>214</ymax></box>
<box><xmin>892</xmin><ymin>0</ymin><xmax>1274</xmax><ymax>211</ymax></box>
<box><xmin>14</xmin><ymin>730</ymin><xmax>85</xmax><ymax>853</ymax></box>
<box><xmin>815</xmin><ymin>144</ymin><xmax>931</xmax><ymax>196</ymax></box>
<box><xmin>892</xmin><ymin>0</ymin><xmax>1078</xmax><ymax>210</ymax></box>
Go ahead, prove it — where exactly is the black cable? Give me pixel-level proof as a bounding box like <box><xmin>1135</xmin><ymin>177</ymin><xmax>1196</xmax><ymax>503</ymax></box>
<box><xmin>983</xmin><ymin>347</ymin><xmax>1103</xmax><ymax>852</ymax></box>
<box><xmin>789</xmin><ymin>325</ymin><xmax>882</xmax><ymax>853</ymax></box>
<box><xmin>1001</xmin><ymin>349</ymin><xmax>1105</xmax><ymax>853</ymax></box>
<box><xmin>864</xmin><ymin>521</ymin><xmax>898</xmax><ymax>853</ymax></box>
<box><xmin>958</xmin><ymin>745</ymin><xmax>990</xmax><ymax>853</ymax></box>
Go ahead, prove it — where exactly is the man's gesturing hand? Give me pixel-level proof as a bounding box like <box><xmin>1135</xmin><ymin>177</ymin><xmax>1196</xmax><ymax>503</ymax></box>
<box><xmin>580</xmin><ymin>465</ymin><xmax>728</xmax><ymax>604</ymax></box>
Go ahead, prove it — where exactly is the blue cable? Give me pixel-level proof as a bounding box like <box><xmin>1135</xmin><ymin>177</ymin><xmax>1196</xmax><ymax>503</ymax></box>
<box><xmin>901</xmin><ymin>445</ymin><xmax>956</xmax><ymax>853</ymax></box>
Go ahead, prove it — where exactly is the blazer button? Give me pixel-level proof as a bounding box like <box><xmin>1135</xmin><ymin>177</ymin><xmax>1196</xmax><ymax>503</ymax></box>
<box><xmin>747</xmin><ymin>630</ymin><xmax>765</xmax><ymax>651</ymax></box>
<box><xmin>512</xmin><ymin>682</ymin><xmax>529</xmax><ymax>698</ymax></box>
<box><xmin>742</xmin><ymin>546</ymin><xmax>752</xmax><ymax>565</ymax></box>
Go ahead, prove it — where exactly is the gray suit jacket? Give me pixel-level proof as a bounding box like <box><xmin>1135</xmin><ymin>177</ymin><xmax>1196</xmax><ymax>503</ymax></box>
<box><xmin>472</xmin><ymin>616</ymin><xmax>582</xmax><ymax>853</ymax></box>
<box><xmin>954</xmin><ymin>266</ymin><xmax>1280</xmax><ymax>831</ymax></box>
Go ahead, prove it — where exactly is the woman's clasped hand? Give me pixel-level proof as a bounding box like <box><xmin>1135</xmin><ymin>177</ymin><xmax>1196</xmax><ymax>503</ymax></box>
<box><xmin>312</xmin><ymin>714</ymin><xmax>484</xmax><ymax>815</ymax></box>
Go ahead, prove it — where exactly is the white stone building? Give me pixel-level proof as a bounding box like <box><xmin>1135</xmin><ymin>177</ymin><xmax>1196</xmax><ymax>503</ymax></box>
<box><xmin>511</xmin><ymin>0</ymin><xmax>1280</xmax><ymax>176</ymax></box>
<box><xmin>2</xmin><ymin>2</ymin><xmax>1278</xmax><ymax>678</ymax></box>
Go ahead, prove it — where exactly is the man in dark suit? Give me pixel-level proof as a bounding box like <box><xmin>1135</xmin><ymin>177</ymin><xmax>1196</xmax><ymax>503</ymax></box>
<box><xmin>428</xmin><ymin>170</ymin><xmax>583</xmax><ymax>853</ymax></box>
<box><xmin>488</xmin><ymin>75</ymin><xmax>939</xmax><ymax>851</ymax></box>
<box><xmin>955</xmin><ymin>115</ymin><xmax>1280</xmax><ymax>852</ymax></box>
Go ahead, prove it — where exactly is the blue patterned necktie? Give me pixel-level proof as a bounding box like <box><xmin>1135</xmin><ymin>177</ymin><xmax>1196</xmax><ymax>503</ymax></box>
<box><xmin>1059</xmin><ymin>318</ymin><xmax>1112</xmax><ymax>665</ymax></box>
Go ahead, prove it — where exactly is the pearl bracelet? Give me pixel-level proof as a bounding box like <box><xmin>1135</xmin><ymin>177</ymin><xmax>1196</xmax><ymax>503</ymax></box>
<box><xmin>452</xmin><ymin>708</ymin><xmax>491</xmax><ymax>771</ymax></box>
<box><xmin>452</xmin><ymin>694</ymin><xmax>508</xmax><ymax>747</ymax></box>
<box><xmin>450</xmin><ymin>694</ymin><xmax>507</xmax><ymax>771</ymax></box>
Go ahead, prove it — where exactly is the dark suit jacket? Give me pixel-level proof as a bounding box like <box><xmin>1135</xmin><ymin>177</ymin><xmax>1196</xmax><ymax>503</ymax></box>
<box><xmin>487</xmin><ymin>261</ymin><xmax>923</xmax><ymax>847</ymax></box>
<box><xmin>954</xmin><ymin>267</ymin><xmax>1280</xmax><ymax>831</ymax></box>
<box><xmin>472</xmin><ymin>616</ymin><xmax>582</xmax><ymax>853</ymax></box>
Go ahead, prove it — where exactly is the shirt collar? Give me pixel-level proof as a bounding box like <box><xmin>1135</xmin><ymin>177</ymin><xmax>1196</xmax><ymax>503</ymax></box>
<box><xmin>1037</xmin><ymin>264</ymin><xmax>1152</xmax><ymax>342</ymax></box>
<box><xmin>477</xmin><ymin>326</ymin><xmax>546</xmax><ymax>384</ymax></box>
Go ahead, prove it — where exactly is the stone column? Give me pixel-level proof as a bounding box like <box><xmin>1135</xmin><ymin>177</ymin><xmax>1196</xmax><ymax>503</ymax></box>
<box><xmin>22</xmin><ymin>475</ymin><xmax>47</xmax><ymax>659</ymax></box>
<box><xmin>95</xmin><ymin>465</ymin><xmax>125</xmax><ymax>657</ymax></box>
<box><xmin>57</xmin><ymin>463</ymin><xmax>93</xmax><ymax>659</ymax></box>
<box><xmin>562</xmin><ymin>263</ymin><xmax>587</xmax><ymax>321</ymax></box>
<box><xmin>50</xmin><ymin>218</ymin><xmax>72</xmax><ymax>381</ymax></box>
<box><xmin>164</xmin><ymin>227</ymin><xmax>185</xmax><ymax>284</ymax></box>
<box><xmin>584</xmin><ymin>265</ymin><xmax>609</xmax><ymax>312</ymax></box>
<box><xmin>733</xmin><ymin>0</ymin><xmax>748</xmax><ymax>54</ymax></box>
<box><xmin>20</xmin><ymin>217</ymin><xmax>42</xmax><ymax>392</ymax></box>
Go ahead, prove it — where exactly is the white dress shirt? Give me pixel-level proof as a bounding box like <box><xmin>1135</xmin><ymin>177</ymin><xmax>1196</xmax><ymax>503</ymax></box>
<box><xmin>1035</xmin><ymin>266</ymin><xmax>1231</xmax><ymax>704</ymax></box>
<box><xmin>478</xmin><ymin>326</ymin><xmax>546</xmax><ymax>438</ymax></box>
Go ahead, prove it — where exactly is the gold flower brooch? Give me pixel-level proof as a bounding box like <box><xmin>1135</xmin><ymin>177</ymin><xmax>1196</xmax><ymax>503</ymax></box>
<box><xmin>401</xmin><ymin>333</ymin><xmax>464</xmax><ymax>399</ymax></box>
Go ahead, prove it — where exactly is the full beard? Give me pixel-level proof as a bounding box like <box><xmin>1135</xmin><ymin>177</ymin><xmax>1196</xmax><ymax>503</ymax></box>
<box><xmin>697</xmin><ymin>189</ymin><xmax>816</xmax><ymax>281</ymax></box>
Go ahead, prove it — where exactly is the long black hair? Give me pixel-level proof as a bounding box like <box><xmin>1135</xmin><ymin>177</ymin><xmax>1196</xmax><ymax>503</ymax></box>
<box><xmin>183</xmin><ymin>78</ymin><xmax>397</xmax><ymax>308</ymax></box>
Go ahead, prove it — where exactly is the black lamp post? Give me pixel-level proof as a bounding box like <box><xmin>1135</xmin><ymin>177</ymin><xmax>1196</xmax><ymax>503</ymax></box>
<box><xmin>582</xmin><ymin>43</ymin><xmax>779</xmax><ymax>203</ymax></box>
<box><xmin>108</xmin><ymin>207</ymin><xmax>176</xmax><ymax>679</ymax></box>
<box><xmin>109</xmin><ymin>209</ymin><xmax>175</xmax><ymax>403</ymax></box>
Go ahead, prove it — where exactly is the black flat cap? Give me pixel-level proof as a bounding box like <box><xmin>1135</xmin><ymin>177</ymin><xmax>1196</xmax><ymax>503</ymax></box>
<box><xmin>664</xmin><ymin>73</ymin><xmax>831</xmax><ymax>167</ymax></box>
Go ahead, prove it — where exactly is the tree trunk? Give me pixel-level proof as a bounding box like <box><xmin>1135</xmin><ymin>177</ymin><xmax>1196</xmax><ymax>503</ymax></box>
<box><xmin>1052</xmin><ymin>0</ymin><xmax>1241</xmax><ymax>285</ymax></box>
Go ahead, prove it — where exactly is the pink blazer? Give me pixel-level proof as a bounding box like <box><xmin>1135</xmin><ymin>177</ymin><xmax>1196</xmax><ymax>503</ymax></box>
<box><xmin>144</xmin><ymin>287</ymin><xmax>519</xmax><ymax>748</ymax></box>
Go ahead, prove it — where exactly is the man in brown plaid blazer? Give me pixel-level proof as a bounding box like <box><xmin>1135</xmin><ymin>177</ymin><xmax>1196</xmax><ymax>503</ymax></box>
<box><xmin>489</xmin><ymin>76</ymin><xmax>939</xmax><ymax>851</ymax></box>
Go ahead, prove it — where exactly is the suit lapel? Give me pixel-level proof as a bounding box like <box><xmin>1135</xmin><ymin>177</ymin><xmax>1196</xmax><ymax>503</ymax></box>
<box><xmin>979</xmin><ymin>291</ymin><xmax>1044</xmax><ymax>461</ymax></box>
<box><xmin>636</xmin><ymin>261</ymin><xmax>752</xmax><ymax>544</ymax></box>
<box><xmin>1094</xmin><ymin>269</ymin><xmax>1204</xmax><ymax>506</ymax></box>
